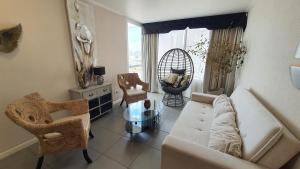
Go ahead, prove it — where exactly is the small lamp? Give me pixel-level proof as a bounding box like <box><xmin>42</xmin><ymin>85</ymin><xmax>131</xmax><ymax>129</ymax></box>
<box><xmin>93</xmin><ymin>66</ymin><xmax>105</xmax><ymax>85</ymax></box>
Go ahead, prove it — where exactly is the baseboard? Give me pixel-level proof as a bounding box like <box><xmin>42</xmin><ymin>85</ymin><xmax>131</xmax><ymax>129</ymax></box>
<box><xmin>0</xmin><ymin>138</ymin><xmax>37</xmax><ymax>160</ymax></box>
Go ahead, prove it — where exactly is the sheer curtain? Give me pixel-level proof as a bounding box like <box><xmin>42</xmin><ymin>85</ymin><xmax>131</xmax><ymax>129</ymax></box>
<box><xmin>142</xmin><ymin>33</ymin><xmax>159</xmax><ymax>92</ymax></box>
<box><xmin>203</xmin><ymin>27</ymin><xmax>243</xmax><ymax>96</ymax></box>
<box><xmin>158</xmin><ymin>28</ymin><xmax>211</xmax><ymax>97</ymax></box>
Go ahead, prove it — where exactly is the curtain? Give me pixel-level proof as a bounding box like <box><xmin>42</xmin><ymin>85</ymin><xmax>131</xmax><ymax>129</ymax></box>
<box><xmin>142</xmin><ymin>33</ymin><xmax>159</xmax><ymax>93</ymax></box>
<box><xmin>203</xmin><ymin>27</ymin><xmax>243</xmax><ymax>96</ymax></box>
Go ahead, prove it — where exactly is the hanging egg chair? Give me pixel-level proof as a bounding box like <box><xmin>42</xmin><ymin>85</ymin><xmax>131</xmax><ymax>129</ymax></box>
<box><xmin>157</xmin><ymin>48</ymin><xmax>194</xmax><ymax>107</ymax></box>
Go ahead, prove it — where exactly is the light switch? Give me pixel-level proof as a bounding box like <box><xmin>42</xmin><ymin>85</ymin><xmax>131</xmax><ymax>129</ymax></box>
<box><xmin>295</xmin><ymin>42</ymin><xmax>300</xmax><ymax>59</ymax></box>
<box><xmin>290</xmin><ymin>65</ymin><xmax>300</xmax><ymax>89</ymax></box>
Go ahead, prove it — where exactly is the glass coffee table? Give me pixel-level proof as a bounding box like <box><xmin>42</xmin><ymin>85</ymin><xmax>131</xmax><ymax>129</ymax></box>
<box><xmin>123</xmin><ymin>99</ymin><xmax>161</xmax><ymax>134</ymax></box>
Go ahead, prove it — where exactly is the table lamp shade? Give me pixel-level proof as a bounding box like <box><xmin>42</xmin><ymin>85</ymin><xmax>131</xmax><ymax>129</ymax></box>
<box><xmin>94</xmin><ymin>66</ymin><xmax>105</xmax><ymax>76</ymax></box>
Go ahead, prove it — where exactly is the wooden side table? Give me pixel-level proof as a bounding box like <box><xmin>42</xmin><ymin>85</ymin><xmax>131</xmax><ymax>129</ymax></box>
<box><xmin>69</xmin><ymin>83</ymin><xmax>113</xmax><ymax>120</ymax></box>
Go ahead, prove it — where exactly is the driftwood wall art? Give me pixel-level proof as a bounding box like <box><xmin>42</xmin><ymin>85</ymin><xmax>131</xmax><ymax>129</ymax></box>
<box><xmin>66</xmin><ymin>0</ymin><xmax>97</xmax><ymax>89</ymax></box>
<box><xmin>0</xmin><ymin>24</ymin><xmax>22</xmax><ymax>53</ymax></box>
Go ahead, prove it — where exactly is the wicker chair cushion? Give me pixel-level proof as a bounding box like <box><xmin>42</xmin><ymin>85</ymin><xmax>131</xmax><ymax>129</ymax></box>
<box><xmin>171</xmin><ymin>68</ymin><xmax>186</xmax><ymax>75</ymax></box>
<box><xmin>180</xmin><ymin>75</ymin><xmax>191</xmax><ymax>87</ymax></box>
<box><xmin>165</xmin><ymin>73</ymin><xmax>179</xmax><ymax>84</ymax></box>
<box><xmin>162</xmin><ymin>86</ymin><xmax>187</xmax><ymax>94</ymax></box>
<box><xmin>126</xmin><ymin>88</ymin><xmax>147</xmax><ymax>96</ymax></box>
<box><xmin>173</xmin><ymin>75</ymin><xmax>184</xmax><ymax>88</ymax></box>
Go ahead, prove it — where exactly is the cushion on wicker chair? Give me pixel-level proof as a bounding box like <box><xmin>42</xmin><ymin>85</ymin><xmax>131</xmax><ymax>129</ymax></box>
<box><xmin>126</xmin><ymin>88</ymin><xmax>147</xmax><ymax>96</ymax></box>
<box><xmin>171</xmin><ymin>68</ymin><xmax>186</xmax><ymax>75</ymax></box>
<box><xmin>165</xmin><ymin>73</ymin><xmax>179</xmax><ymax>84</ymax></box>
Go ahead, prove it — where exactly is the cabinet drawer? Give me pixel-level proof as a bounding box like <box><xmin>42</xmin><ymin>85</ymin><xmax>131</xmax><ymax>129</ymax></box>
<box><xmin>101</xmin><ymin>102</ymin><xmax>112</xmax><ymax>114</ymax></box>
<box><xmin>83</xmin><ymin>90</ymin><xmax>97</xmax><ymax>99</ymax></box>
<box><xmin>97</xmin><ymin>86</ymin><xmax>111</xmax><ymax>96</ymax></box>
<box><xmin>90</xmin><ymin>107</ymin><xmax>101</xmax><ymax>119</ymax></box>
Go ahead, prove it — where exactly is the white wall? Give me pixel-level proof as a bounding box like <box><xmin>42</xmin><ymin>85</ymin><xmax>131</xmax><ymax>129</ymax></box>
<box><xmin>0</xmin><ymin>0</ymin><xmax>127</xmax><ymax>155</ymax></box>
<box><xmin>238</xmin><ymin>0</ymin><xmax>300</xmax><ymax>168</ymax></box>
<box><xmin>92</xmin><ymin>3</ymin><xmax>128</xmax><ymax>101</ymax></box>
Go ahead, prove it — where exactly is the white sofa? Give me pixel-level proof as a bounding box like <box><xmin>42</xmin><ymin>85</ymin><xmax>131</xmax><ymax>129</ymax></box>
<box><xmin>161</xmin><ymin>88</ymin><xmax>300</xmax><ymax>169</ymax></box>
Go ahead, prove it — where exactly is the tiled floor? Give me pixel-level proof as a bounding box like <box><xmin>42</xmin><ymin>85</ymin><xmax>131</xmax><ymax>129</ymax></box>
<box><xmin>0</xmin><ymin>93</ymin><xmax>184</xmax><ymax>169</ymax></box>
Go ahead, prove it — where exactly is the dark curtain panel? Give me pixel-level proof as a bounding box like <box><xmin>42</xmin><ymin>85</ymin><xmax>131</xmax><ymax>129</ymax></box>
<box><xmin>142</xmin><ymin>12</ymin><xmax>247</xmax><ymax>34</ymax></box>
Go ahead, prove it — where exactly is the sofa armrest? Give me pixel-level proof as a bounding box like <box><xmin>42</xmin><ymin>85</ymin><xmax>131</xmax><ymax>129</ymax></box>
<box><xmin>162</xmin><ymin>136</ymin><xmax>268</xmax><ymax>169</ymax></box>
<box><xmin>191</xmin><ymin>92</ymin><xmax>217</xmax><ymax>104</ymax></box>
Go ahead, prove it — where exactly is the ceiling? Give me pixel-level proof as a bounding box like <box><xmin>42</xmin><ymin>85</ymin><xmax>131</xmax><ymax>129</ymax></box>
<box><xmin>90</xmin><ymin>0</ymin><xmax>252</xmax><ymax>23</ymax></box>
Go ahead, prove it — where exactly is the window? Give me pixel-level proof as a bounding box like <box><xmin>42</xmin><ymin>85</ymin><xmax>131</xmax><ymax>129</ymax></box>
<box><xmin>158</xmin><ymin>28</ymin><xmax>210</xmax><ymax>80</ymax></box>
<box><xmin>127</xmin><ymin>23</ymin><xmax>142</xmax><ymax>78</ymax></box>
<box><xmin>158</xmin><ymin>28</ymin><xmax>211</xmax><ymax>94</ymax></box>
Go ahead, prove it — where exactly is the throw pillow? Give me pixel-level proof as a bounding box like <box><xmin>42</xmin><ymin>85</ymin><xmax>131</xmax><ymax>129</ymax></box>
<box><xmin>208</xmin><ymin>112</ymin><xmax>242</xmax><ymax>158</ymax></box>
<box><xmin>213</xmin><ymin>94</ymin><xmax>229</xmax><ymax>107</ymax></box>
<box><xmin>180</xmin><ymin>75</ymin><xmax>190</xmax><ymax>87</ymax></box>
<box><xmin>213</xmin><ymin>100</ymin><xmax>234</xmax><ymax>117</ymax></box>
<box><xmin>173</xmin><ymin>75</ymin><xmax>184</xmax><ymax>88</ymax></box>
<box><xmin>171</xmin><ymin>68</ymin><xmax>186</xmax><ymax>75</ymax></box>
<box><xmin>165</xmin><ymin>73</ymin><xmax>178</xmax><ymax>84</ymax></box>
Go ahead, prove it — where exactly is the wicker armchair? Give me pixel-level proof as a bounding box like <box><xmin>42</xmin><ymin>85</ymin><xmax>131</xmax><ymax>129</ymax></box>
<box><xmin>117</xmin><ymin>73</ymin><xmax>149</xmax><ymax>106</ymax></box>
<box><xmin>5</xmin><ymin>93</ymin><xmax>94</xmax><ymax>169</ymax></box>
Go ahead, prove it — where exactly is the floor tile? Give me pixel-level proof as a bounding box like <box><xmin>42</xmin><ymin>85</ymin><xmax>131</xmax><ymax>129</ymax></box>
<box><xmin>93</xmin><ymin>112</ymin><xmax>126</xmax><ymax>135</ymax></box>
<box><xmin>159</xmin><ymin>119</ymin><xmax>176</xmax><ymax>133</ymax></box>
<box><xmin>47</xmin><ymin>148</ymin><xmax>101</xmax><ymax>169</ymax></box>
<box><xmin>89</xmin><ymin>127</ymin><xmax>122</xmax><ymax>153</ymax></box>
<box><xmin>146</xmin><ymin>130</ymin><xmax>169</xmax><ymax>150</ymax></box>
<box><xmin>123</xmin><ymin>131</ymin><xmax>154</xmax><ymax>144</ymax></box>
<box><xmin>0</xmin><ymin>149</ymin><xmax>52</xmax><ymax>169</ymax></box>
<box><xmin>104</xmin><ymin>137</ymin><xmax>148</xmax><ymax>167</ymax></box>
<box><xmin>129</xmin><ymin>147</ymin><xmax>161</xmax><ymax>169</ymax></box>
<box><xmin>85</xmin><ymin>156</ymin><xmax>126</xmax><ymax>169</ymax></box>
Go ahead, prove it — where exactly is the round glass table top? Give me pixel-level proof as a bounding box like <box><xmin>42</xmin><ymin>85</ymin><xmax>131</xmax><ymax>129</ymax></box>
<box><xmin>123</xmin><ymin>99</ymin><xmax>161</xmax><ymax>122</ymax></box>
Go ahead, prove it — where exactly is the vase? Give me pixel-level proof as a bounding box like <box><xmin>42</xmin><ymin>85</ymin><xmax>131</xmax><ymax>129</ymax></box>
<box><xmin>144</xmin><ymin>99</ymin><xmax>151</xmax><ymax>109</ymax></box>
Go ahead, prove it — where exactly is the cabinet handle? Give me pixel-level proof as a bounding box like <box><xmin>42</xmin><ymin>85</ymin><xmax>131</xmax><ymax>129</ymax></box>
<box><xmin>89</xmin><ymin>93</ymin><xmax>94</xmax><ymax>97</ymax></box>
<box><xmin>103</xmin><ymin>89</ymin><xmax>108</xmax><ymax>92</ymax></box>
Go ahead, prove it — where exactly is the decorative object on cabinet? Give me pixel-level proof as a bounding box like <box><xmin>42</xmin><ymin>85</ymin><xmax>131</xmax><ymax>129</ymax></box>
<box><xmin>66</xmin><ymin>0</ymin><xmax>98</xmax><ymax>89</ymax></box>
<box><xmin>0</xmin><ymin>24</ymin><xmax>22</xmax><ymax>53</ymax></box>
<box><xmin>5</xmin><ymin>93</ymin><xmax>94</xmax><ymax>169</ymax></box>
<box><xmin>93</xmin><ymin>66</ymin><xmax>105</xmax><ymax>85</ymax></box>
<box><xmin>69</xmin><ymin>83</ymin><xmax>113</xmax><ymax>120</ymax></box>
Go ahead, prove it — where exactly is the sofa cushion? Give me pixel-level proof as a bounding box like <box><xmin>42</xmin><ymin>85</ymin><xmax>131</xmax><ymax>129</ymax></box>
<box><xmin>208</xmin><ymin>112</ymin><xmax>242</xmax><ymax>158</ymax></box>
<box><xmin>230</xmin><ymin>88</ymin><xmax>283</xmax><ymax>162</ymax></box>
<box><xmin>169</xmin><ymin>101</ymin><xmax>214</xmax><ymax>146</ymax></box>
